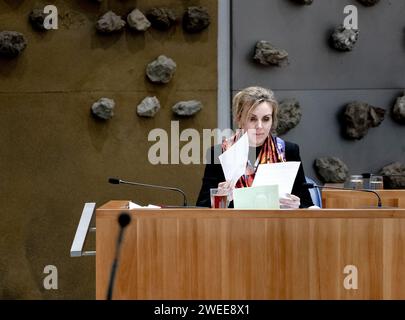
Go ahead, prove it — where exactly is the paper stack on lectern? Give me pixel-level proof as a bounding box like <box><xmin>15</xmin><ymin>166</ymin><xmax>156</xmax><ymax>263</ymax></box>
<box><xmin>128</xmin><ymin>201</ymin><xmax>161</xmax><ymax>209</ymax></box>
<box><xmin>233</xmin><ymin>185</ymin><xmax>280</xmax><ymax>209</ymax></box>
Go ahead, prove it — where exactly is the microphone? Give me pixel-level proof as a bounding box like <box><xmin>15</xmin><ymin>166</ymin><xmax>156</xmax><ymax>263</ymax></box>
<box><xmin>106</xmin><ymin>212</ymin><xmax>131</xmax><ymax>300</ymax></box>
<box><xmin>108</xmin><ymin>177</ymin><xmax>188</xmax><ymax>207</ymax></box>
<box><xmin>303</xmin><ymin>182</ymin><xmax>382</xmax><ymax>208</ymax></box>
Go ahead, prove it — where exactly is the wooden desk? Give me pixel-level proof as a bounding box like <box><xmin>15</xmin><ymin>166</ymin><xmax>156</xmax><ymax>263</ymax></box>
<box><xmin>322</xmin><ymin>190</ymin><xmax>405</xmax><ymax>209</ymax></box>
<box><xmin>96</xmin><ymin>201</ymin><xmax>405</xmax><ymax>299</ymax></box>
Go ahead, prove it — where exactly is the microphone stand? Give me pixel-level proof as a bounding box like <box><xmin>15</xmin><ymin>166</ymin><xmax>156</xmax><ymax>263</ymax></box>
<box><xmin>106</xmin><ymin>213</ymin><xmax>131</xmax><ymax>300</ymax></box>
<box><xmin>304</xmin><ymin>183</ymin><xmax>382</xmax><ymax>208</ymax></box>
<box><xmin>109</xmin><ymin>178</ymin><xmax>187</xmax><ymax>207</ymax></box>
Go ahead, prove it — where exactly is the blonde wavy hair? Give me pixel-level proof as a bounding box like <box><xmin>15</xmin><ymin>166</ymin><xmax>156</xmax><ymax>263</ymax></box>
<box><xmin>232</xmin><ymin>86</ymin><xmax>278</xmax><ymax>133</ymax></box>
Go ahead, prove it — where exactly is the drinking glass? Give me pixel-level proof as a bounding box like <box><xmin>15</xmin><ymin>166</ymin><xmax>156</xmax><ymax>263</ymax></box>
<box><xmin>210</xmin><ymin>188</ymin><xmax>230</xmax><ymax>208</ymax></box>
<box><xmin>369</xmin><ymin>175</ymin><xmax>384</xmax><ymax>190</ymax></box>
<box><xmin>349</xmin><ymin>175</ymin><xmax>364</xmax><ymax>190</ymax></box>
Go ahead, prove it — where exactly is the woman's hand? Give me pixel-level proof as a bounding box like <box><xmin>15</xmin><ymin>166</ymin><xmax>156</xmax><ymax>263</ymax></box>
<box><xmin>218</xmin><ymin>181</ymin><xmax>234</xmax><ymax>201</ymax></box>
<box><xmin>279</xmin><ymin>193</ymin><xmax>300</xmax><ymax>209</ymax></box>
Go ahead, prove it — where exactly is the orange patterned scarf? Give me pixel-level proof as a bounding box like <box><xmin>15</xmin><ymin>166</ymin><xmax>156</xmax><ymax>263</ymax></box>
<box><xmin>221</xmin><ymin>131</ymin><xmax>286</xmax><ymax>188</ymax></box>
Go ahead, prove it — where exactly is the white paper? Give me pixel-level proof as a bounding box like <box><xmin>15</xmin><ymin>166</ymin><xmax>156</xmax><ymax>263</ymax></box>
<box><xmin>128</xmin><ymin>201</ymin><xmax>161</xmax><ymax>209</ymax></box>
<box><xmin>128</xmin><ymin>201</ymin><xmax>142</xmax><ymax>209</ymax></box>
<box><xmin>219</xmin><ymin>133</ymin><xmax>249</xmax><ymax>185</ymax></box>
<box><xmin>252</xmin><ymin>162</ymin><xmax>301</xmax><ymax>197</ymax></box>
<box><xmin>145</xmin><ymin>204</ymin><xmax>161</xmax><ymax>208</ymax></box>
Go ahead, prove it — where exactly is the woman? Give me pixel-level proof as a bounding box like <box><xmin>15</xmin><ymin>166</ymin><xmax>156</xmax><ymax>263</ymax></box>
<box><xmin>196</xmin><ymin>86</ymin><xmax>313</xmax><ymax>208</ymax></box>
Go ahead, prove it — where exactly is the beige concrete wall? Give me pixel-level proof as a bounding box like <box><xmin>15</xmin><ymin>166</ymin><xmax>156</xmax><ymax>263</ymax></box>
<box><xmin>0</xmin><ymin>0</ymin><xmax>217</xmax><ymax>299</ymax></box>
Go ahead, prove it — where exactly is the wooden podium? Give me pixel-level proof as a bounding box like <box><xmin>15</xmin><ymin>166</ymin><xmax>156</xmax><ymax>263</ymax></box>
<box><xmin>322</xmin><ymin>190</ymin><xmax>405</xmax><ymax>209</ymax></box>
<box><xmin>96</xmin><ymin>201</ymin><xmax>405</xmax><ymax>300</ymax></box>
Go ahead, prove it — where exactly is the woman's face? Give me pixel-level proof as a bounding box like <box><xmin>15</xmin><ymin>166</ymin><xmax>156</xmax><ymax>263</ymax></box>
<box><xmin>241</xmin><ymin>102</ymin><xmax>273</xmax><ymax>147</ymax></box>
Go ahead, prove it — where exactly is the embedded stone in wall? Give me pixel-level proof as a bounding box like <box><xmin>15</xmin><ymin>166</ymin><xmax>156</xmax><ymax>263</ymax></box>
<box><xmin>253</xmin><ymin>40</ymin><xmax>289</xmax><ymax>67</ymax></box>
<box><xmin>314</xmin><ymin>157</ymin><xmax>349</xmax><ymax>183</ymax></box>
<box><xmin>172</xmin><ymin>100</ymin><xmax>203</xmax><ymax>117</ymax></box>
<box><xmin>291</xmin><ymin>0</ymin><xmax>314</xmax><ymax>5</ymax></box>
<box><xmin>59</xmin><ymin>10</ymin><xmax>87</xmax><ymax>30</ymax></box>
<box><xmin>343</xmin><ymin>101</ymin><xmax>385</xmax><ymax>139</ymax></box>
<box><xmin>380</xmin><ymin>162</ymin><xmax>405</xmax><ymax>189</ymax></box>
<box><xmin>96</xmin><ymin>11</ymin><xmax>126</xmax><ymax>33</ymax></box>
<box><xmin>357</xmin><ymin>0</ymin><xmax>380</xmax><ymax>6</ymax></box>
<box><xmin>183</xmin><ymin>6</ymin><xmax>210</xmax><ymax>33</ymax></box>
<box><xmin>91</xmin><ymin>98</ymin><xmax>115</xmax><ymax>120</ymax></box>
<box><xmin>0</xmin><ymin>31</ymin><xmax>27</xmax><ymax>58</ymax></box>
<box><xmin>127</xmin><ymin>9</ymin><xmax>151</xmax><ymax>32</ymax></box>
<box><xmin>330</xmin><ymin>25</ymin><xmax>359</xmax><ymax>51</ymax></box>
<box><xmin>146</xmin><ymin>55</ymin><xmax>177</xmax><ymax>84</ymax></box>
<box><xmin>392</xmin><ymin>92</ymin><xmax>405</xmax><ymax>124</ymax></box>
<box><xmin>137</xmin><ymin>96</ymin><xmax>161</xmax><ymax>118</ymax></box>
<box><xmin>29</xmin><ymin>9</ymin><xmax>48</xmax><ymax>31</ymax></box>
<box><xmin>146</xmin><ymin>8</ymin><xmax>177</xmax><ymax>30</ymax></box>
<box><xmin>275</xmin><ymin>99</ymin><xmax>302</xmax><ymax>135</ymax></box>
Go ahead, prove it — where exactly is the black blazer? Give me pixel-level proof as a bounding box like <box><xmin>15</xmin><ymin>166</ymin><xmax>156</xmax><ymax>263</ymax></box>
<box><xmin>196</xmin><ymin>141</ymin><xmax>314</xmax><ymax>208</ymax></box>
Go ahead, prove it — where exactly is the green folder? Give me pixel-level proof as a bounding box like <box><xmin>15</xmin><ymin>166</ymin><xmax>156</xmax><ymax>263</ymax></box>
<box><xmin>233</xmin><ymin>185</ymin><xmax>280</xmax><ymax>210</ymax></box>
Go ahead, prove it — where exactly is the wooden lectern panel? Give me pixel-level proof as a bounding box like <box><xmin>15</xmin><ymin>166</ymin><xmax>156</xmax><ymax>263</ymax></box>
<box><xmin>96</xmin><ymin>201</ymin><xmax>405</xmax><ymax>299</ymax></box>
<box><xmin>322</xmin><ymin>190</ymin><xmax>405</xmax><ymax>209</ymax></box>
